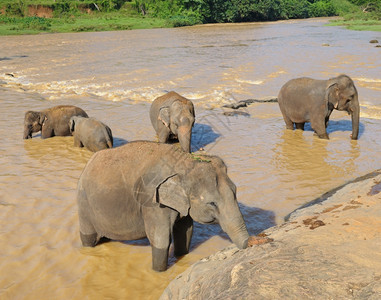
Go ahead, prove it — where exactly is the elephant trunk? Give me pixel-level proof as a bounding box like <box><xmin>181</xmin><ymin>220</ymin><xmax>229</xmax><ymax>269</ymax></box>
<box><xmin>178</xmin><ymin>126</ymin><xmax>192</xmax><ymax>153</ymax></box>
<box><xmin>350</xmin><ymin>95</ymin><xmax>360</xmax><ymax>140</ymax></box>
<box><xmin>23</xmin><ymin>127</ymin><xmax>32</xmax><ymax>139</ymax></box>
<box><xmin>218</xmin><ymin>202</ymin><xmax>249</xmax><ymax>249</ymax></box>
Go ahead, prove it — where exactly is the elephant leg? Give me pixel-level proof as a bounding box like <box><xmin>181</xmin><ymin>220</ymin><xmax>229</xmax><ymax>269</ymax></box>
<box><xmin>78</xmin><ymin>189</ymin><xmax>98</xmax><ymax>246</ymax></box>
<box><xmin>93</xmin><ymin>144</ymin><xmax>103</xmax><ymax>152</ymax></box>
<box><xmin>281</xmin><ymin>114</ymin><xmax>294</xmax><ymax>130</ymax></box>
<box><xmin>325</xmin><ymin>116</ymin><xmax>330</xmax><ymax>129</ymax></box>
<box><xmin>74</xmin><ymin>136</ymin><xmax>83</xmax><ymax>147</ymax></box>
<box><xmin>151</xmin><ymin>246</ymin><xmax>170</xmax><ymax>272</ymax></box>
<box><xmin>311</xmin><ymin>118</ymin><xmax>329</xmax><ymax>139</ymax></box>
<box><xmin>325</xmin><ymin>109</ymin><xmax>333</xmax><ymax>129</ymax></box>
<box><xmin>278</xmin><ymin>105</ymin><xmax>294</xmax><ymax>130</ymax></box>
<box><xmin>41</xmin><ymin>126</ymin><xmax>54</xmax><ymax>139</ymax></box>
<box><xmin>80</xmin><ymin>232</ymin><xmax>98</xmax><ymax>247</ymax></box>
<box><xmin>295</xmin><ymin>123</ymin><xmax>305</xmax><ymax>130</ymax></box>
<box><xmin>173</xmin><ymin>215</ymin><xmax>193</xmax><ymax>257</ymax></box>
<box><xmin>143</xmin><ymin>206</ymin><xmax>174</xmax><ymax>272</ymax></box>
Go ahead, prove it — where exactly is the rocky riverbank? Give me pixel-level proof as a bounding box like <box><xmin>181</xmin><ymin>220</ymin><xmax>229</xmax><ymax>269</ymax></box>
<box><xmin>161</xmin><ymin>170</ymin><xmax>381</xmax><ymax>299</ymax></box>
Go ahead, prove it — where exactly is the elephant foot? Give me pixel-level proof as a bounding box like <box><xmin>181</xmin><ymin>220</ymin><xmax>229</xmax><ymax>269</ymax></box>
<box><xmin>174</xmin><ymin>248</ymin><xmax>189</xmax><ymax>257</ymax></box>
<box><xmin>316</xmin><ymin>133</ymin><xmax>329</xmax><ymax>139</ymax></box>
<box><xmin>152</xmin><ymin>246</ymin><xmax>169</xmax><ymax>272</ymax></box>
<box><xmin>80</xmin><ymin>232</ymin><xmax>98</xmax><ymax>247</ymax></box>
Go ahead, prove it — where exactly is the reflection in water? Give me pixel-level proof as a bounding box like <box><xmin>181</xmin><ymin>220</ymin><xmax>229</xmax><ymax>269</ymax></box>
<box><xmin>273</xmin><ymin>128</ymin><xmax>361</xmax><ymax>206</ymax></box>
<box><xmin>0</xmin><ymin>18</ymin><xmax>380</xmax><ymax>300</ymax></box>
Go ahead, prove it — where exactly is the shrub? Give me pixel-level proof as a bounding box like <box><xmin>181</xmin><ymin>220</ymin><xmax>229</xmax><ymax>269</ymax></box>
<box><xmin>309</xmin><ymin>0</ymin><xmax>337</xmax><ymax>17</ymax></box>
<box><xmin>20</xmin><ymin>16</ymin><xmax>52</xmax><ymax>30</ymax></box>
<box><xmin>282</xmin><ymin>0</ymin><xmax>311</xmax><ymax>19</ymax></box>
<box><xmin>169</xmin><ymin>14</ymin><xmax>201</xmax><ymax>27</ymax></box>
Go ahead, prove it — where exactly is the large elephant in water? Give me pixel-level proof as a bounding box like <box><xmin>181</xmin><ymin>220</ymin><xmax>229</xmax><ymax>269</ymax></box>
<box><xmin>150</xmin><ymin>91</ymin><xmax>195</xmax><ymax>152</ymax></box>
<box><xmin>23</xmin><ymin>105</ymin><xmax>88</xmax><ymax>139</ymax></box>
<box><xmin>77</xmin><ymin>141</ymin><xmax>249</xmax><ymax>271</ymax></box>
<box><xmin>277</xmin><ymin>74</ymin><xmax>360</xmax><ymax>140</ymax></box>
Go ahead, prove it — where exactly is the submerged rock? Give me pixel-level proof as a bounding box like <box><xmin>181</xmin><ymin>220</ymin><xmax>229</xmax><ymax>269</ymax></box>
<box><xmin>222</xmin><ymin>97</ymin><xmax>278</xmax><ymax>109</ymax></box>
<box><xmin>161</xmin><ymin>170</ymin><xmax>381</xmax><ymax>299</ymax></box>
<box><xmin>223</xmin><ymin>111</ymin><xmax>250</xmax><ymax>117</ymax></box>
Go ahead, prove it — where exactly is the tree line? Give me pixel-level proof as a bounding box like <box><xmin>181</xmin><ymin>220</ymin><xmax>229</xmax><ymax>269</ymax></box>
<box><xmin>1</xmin><ymin>0</ymin><xmax>380</xmax><ymax>27</ymax></box>
<box><xmin>132</xmin><ymin>0</ymin><xmax>380</xmax><ymax>26</ymax></box>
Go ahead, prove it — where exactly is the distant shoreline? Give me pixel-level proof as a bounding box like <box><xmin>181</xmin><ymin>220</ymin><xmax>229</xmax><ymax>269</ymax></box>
<box><xmin>0</xmin><ymin>14</ymin><xmax>380</xmax><ymax>36</ymax></box>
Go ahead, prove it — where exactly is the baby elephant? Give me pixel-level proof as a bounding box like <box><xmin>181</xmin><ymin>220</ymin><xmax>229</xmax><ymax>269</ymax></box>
<box><xmin>23</xmin><ymin>105</ymin><xmax>88</xmax><ymax>139</ymax></box>
<box><xmin>150</xmin><ymin>91</ymin><xmax>195</xmax><ymax>152</ymax></box>
<box><xmin>69</xmin><ymin>116</ymin><xmax>113</xmax><ymax>152</ymax></box>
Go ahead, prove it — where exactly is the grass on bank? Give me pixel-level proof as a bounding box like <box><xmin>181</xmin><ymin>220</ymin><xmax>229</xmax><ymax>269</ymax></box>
<box><xmin>0</xmin><ymin>5</ymin><xmax>171</xmax><ymax>36</ymax></box>
<box><xmin>0</xmin><ymin>1</ymin><xmax>171</xmax><ymax>35</ymax></box>
<box><xmin>329</xmin><ymin>19</ymin><xmax>381</xmax><ymax>31</ymax></box>
<box><xmin>0</xmin><ymin>14</ymin><xmax>168</xmax><ymax>35</ymax></box>
<box><xmin>328</xmin><ymin>0</ymin><xmax>381</xmax><ymax>31</ymax></box>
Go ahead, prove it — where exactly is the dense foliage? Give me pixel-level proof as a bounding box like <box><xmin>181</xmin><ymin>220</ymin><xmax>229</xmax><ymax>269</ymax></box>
<box><xmin>0</xmin><ymin>0</ymin><xmax>380</xmax><ymax>30</ymax></box>
<box><xmin>132</xmin><ymin>0</ymin><xmax>342</xmax><ymax>25</ymax></box>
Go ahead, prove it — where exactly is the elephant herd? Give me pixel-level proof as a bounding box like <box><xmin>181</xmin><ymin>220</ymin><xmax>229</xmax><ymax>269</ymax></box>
<box><xmin>23</xmin><ymin>74</ymin><xmax>360</xmax><ymax>271</ymax></box>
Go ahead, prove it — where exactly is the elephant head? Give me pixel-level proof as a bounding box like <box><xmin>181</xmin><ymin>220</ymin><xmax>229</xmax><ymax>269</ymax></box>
<box><xmin>134</xmin><ymin>154</ymin><xmax>249</xmax><ymax>250</ymax></box>
<box><xmin>23</xmin><ymin>111</ymin><xmax>46</xmax><ymax>139</ymax></box>
<box><xmin>158</xmin><ymin>99</ymin><xmax>195</xmax><ymax>152</ymax></box>
<box><xmin>326</xmin><ymin>75</ymin><xmax>360</xmax><ymax>140</ymax></box>
<box><xmin>184</xmin><ymin>156</ymin><xmax>249</xmax><ymax>249</ymax></box>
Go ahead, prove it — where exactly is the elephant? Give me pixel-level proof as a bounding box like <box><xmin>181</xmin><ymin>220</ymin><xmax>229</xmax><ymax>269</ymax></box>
<box><xmin>277</xmin><ymin>74</ymin><xmax>360</xmax><ymax>140</ymax></box>
<box><xmin>23</xmin><ymin>105</ymin><xmax>88</xmax><ymax>139</ymax></box>
<box><xmin>150</xmin><ymin>91</ymin><xmax>195</xmax><ymax>152</ymax></box>
<box><xmin>69</xmin><ymin>116</ymin><xmax>113</xmax><ymax>152</ymax></box>
<box><xmin>76</xmin><ymin>141</ymin><xmax>249</xmax><ymax>271</ymax></box>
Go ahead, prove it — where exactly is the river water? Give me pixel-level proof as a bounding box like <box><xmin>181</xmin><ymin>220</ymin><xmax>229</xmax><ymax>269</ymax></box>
<box><xmin>0</xmin><ymin>18</ymin><xmax>380</xmax><ymax>299</ymax></box>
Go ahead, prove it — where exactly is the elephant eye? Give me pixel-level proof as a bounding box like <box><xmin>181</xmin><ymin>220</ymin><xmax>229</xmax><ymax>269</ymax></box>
<box><xmin>208</xmin><ymin>202</ymin><xmax>217</xmax><ymax>208</ymax></box>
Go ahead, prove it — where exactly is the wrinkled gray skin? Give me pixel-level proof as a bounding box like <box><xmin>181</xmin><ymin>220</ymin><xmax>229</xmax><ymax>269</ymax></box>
<box><xmin>70</xmin><ymin>116</ymin><xmax>113</xmax><ymax>152</ymax></box>
<box><xmin>150</xmin><ymin>91</ymin><xmax>195</xmax><ymax>152</ymax></box>
<box><xmin>77</xmin><ymin>141</ymin><xmax>249</xmax><ymax>272</ymax></box>
<box><xmin>278</xmin><ymin>74</ymin><xmax>360</xmax><ymax>140</ymax></box>
<box><xmin>23</xmin><ymin>105</ymin><xmax>88</xmax><ymax>139</ymax></box>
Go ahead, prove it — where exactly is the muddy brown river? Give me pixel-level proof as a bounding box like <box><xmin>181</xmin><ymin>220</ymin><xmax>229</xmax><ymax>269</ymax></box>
<box><xmin>0</xmin><ymin>18</ymin><xmax>380</xmax><ymax>299</ymax></box>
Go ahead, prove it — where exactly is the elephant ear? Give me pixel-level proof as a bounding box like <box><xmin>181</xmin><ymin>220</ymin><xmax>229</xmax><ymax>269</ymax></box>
<box><xmin>134</xmin><ymin>171</ymin><xmax>189</xmax><ymax>216</ymax></box>
<box><xmin>325</xmin><ymin>82</ymin><xmax>339</xmax><ymax>109</ymax></box>
<box><xmin>39</xmin><ymin>113</ymin><xmax>47</xmax><ymax>125</ymax></box>
<box><xmin>156</xmin><ymin>175</ymin><xmax>189</xmax><ymax>217</ymax></box>
<box><xmin>158</xmin><ymin>106</ymin><xmax>170</xmax><ymax>128</ymax></box>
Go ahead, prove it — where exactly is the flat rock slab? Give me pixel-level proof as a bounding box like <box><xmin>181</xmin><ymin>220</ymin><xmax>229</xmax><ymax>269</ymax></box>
<box><xmin>161</xmin><ymin>170</ymin><xmax>381</xmax><ymax>299</ymax></box>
